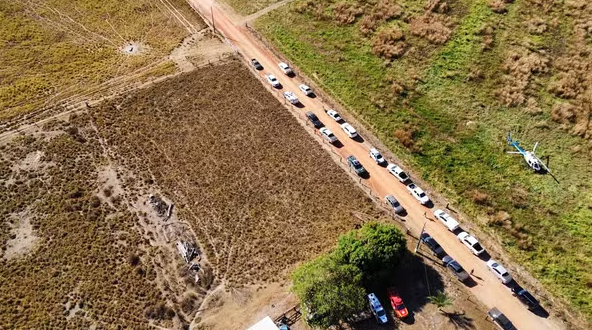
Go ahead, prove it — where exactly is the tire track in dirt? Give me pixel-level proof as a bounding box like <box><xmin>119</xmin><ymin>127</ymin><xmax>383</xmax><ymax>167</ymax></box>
<box><xmin>0</xmin><ymin>31</ymin><xmax>234</xmax><ymax>145</ymax></box>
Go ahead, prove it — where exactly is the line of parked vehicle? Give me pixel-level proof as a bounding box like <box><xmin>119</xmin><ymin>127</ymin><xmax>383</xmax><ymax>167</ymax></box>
<box><xmin>420</xmin><ymin>209</ymin><xmax>542</xmax><ymax>329</ymax></box>
<box><xmin>252</xmin><ymin>58</ymin><xmax>540</xmax><ymax>329</ymax></box>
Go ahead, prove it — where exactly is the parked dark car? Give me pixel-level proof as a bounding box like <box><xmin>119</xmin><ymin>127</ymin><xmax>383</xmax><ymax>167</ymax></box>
<box><xmin>305</xmin><ymin>111</ymin><xmax>323</xmax><ymax>128</ymax></box>
<box><xmin>511</xmin><ymin>285</ymin><xmax>540</xmax><ymax>310</ymax></box>
<box><xmin>442</xmin><ymin>256</ymin><xmax>469</xmax><ymax>281</ymax></box>
<box><xmin>420</xmin><ymin>232</ymin><xmax>444</xmax><ymax>256</ymax></box>
<box><xmin>487</xmin><ymin>307</ymin><xmax>516</xmax><ymax>330</ymax></box>
<box><xmin>251</xmin><ymin>59</ymin><xmax>263</xmax><ymax>70</ymax></box>
<box><xmin>347</xmin><ymin>155</ymin><xmax>366</xmax><ymax>176</ymax></box>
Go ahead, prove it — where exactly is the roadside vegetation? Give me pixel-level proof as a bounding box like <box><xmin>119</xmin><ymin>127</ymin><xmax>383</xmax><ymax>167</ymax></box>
<box><xmin>255</xmin><ymin>0</ymin><xmax>592</xmax><ymax>325</ymax></box>
<box><xmin>293</xmin><ymin>222</ymin><xmax>406</xmax><ymax>328</ymax></box>
<box><xmin>0</xmin><ymin>0</ymin><xmax>204</xmax><ymax>122</ymax></box>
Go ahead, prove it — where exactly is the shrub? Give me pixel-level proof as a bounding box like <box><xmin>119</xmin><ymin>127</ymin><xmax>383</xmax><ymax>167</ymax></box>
<box><xmin>359</xmin><ymin>0</ymin><xmax>402</xmax><ymax>36</ymax></box>
<box><xmin>372</xmin><ymin>27</ymin><xmax>407</xmax><ymax>59</ymax></box>
<box><xmin>127</xmin><ymin>253</ymin><xmax>141</xmax><ymax>267</ymax></box>
<box><xmin>524</xmin><ymin>98</ymin><xmax>543</xmax><ymax>115</ymax></box>
<box><xmin>145</xmin><ymin>302</ymin><xmax>175</xmax><ymax>320</ymax></box>
<box><xmin>394</xmin><ymin>125</ymin><xmax>421</xmax><ymax>152</ymax></box>
<box><xmin>527</xmin><ymin>17</ymin><xmax>547</xmax><ymax>34</ymax></box>
<box><xmin>425</xmin><ymin>0</ymin><xmax>449</xmax><ymax>13</ymax></box>
<box><xmin>548</xmin><ymin>72</ymin><xmax>581</xmax><ymax>99</ymax></box>
<box><xmin>488</xmin><ymin>211</ymin><xmax>512</xmax><ymax>227</ymax></box>
<box><xmin>496</xmin><ymin>50</ymin><xmax>548</xmax><ymax>106</ymax></box>
<box><xmin>467</xmin><ymin>189</ymin><xmax>490</xmax><ymax>205</ymax></box>
<box><xmin>551</xmin><ymin>102</ymin><xmax>577</xmax><ymax>124</ymax></box>
<box><xmin>333</xmin><ymin>2</ymin><xmax>363</xmax><ymax>25</ymax></box>
<box><xmin>409</xmin><ymin>13</ymin><xmax>452</xmax><ymax>44</ymax></box>
<box><xmin>487</xmin><ymin>0</ymin><xmax>513</xmax><ymax>13</ymax></box>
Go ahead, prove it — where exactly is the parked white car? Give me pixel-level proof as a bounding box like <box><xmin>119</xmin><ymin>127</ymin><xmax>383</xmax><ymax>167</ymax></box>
<box><xmin>487</xmin><ymin>260</ymin><xmax>513</xmax><ymax>284</ymax></box>
<box><xmin>433</xmin><ymin>209</ymin><xmax>460</xmax><ymax>231</ymax></box>
<box><xmin>265</xmin><ymin>74</ymin><xmax>280</xmax><ymax>88</ymax></box>
<box><xmin>369</xmin><ymin>148</ymin><xmax>386</xmax><ymax>165</ymax></box>
<box><xmin>341</xmin><ymin>123</ymin><xmax>358</xmax><ymax>138</ymax></box>
<box><xmin>278</xmin><ymin>62</ymin><xmax>293</xmax><ymax>75</ymax></box>
<box><xmin>283</xmin><ymin>92</ymin><xmax>299</xmax><ymax>104</ymax></box>
<box><xmin>326</xmin><ymin>109</ymin><xmax>342</xmax><ymax>122</ymax></box>
<box><xmin>386</xmin><ymin>164</ymin><xmax>409</xmax><ymax>183</ymax></box>
<box><xmin>406</xmin><ymin>183</ymin><xmax>430</xmax><ymax>205</ymax></box>
<box><xmin>299</xmin><ymin>84</ymin><xmax>313</xmax><ymax>96</ymax></box>
<box><xmin>458</xmin><ymin>232</ymin><xmax>486</xmax><ymax>255</ymax></box>
<box><xmin>319</xmin><ymin>127</ymin><xmax>338</xmax><ymax>144</ymax></box>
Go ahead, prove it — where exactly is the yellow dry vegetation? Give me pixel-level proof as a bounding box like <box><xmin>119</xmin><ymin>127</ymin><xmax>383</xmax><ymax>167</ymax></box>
<box><xmin>0</xmin><ymin>0</ymin><xmax>205</xmax><ymax>122</ymax></box>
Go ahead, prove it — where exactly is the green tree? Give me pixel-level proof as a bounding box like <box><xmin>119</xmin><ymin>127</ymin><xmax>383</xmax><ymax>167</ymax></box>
<box><xmin>292</xmin><ymin>254</ymin><xmax>366</xmax><ymax>328</ymax></box>
<box><xmin>427</xmin><ymin>291</ymin><xmax>452</xmax><ymax>311</ymax></box>
<box><xmin>335</xmin><ymin>222</ymin><xmax>406</xmax><ymax>274</ymax></box>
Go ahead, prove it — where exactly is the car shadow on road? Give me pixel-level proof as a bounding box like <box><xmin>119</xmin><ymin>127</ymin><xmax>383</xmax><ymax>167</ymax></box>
<box><xmin>353</xmin><ymin>135</ymin><xmax>365</xmax><ymax>143</ymax></box>
<box><xmin>478</xmin><ymin>251</ymin><xmax>492</xmax><ymax>262</ymax></box>
<box><xmin>396</xmin><ymin>210</ymin><xmax>408</xmax><ymax>217</ymax></box>
<box><xmin>359</xmin><ymin>172</ymin><xmax>371</xmax><ymax>179</ymax></box>
<box><xmin>294</xmin><ymin>102</ymin><xmax>305</xmax><ymax>109</ymax></box>
<box><xmin>307</xmin><ymin>93</ymin><xmax>317</xmax><ymax>98</ymax></box>
<box><xmin>348</xmin><ymin>251</ymin><xmax>445</xmax><ymax>329</ymax></box>
<box><xmin>463</xmin><ymin>277</ymin><xmax>478</xmax><ymax>288</ymax></box>
<box><xmin>423</xmin><ymin>200</ymin><xmax>435</xmax><ymax>209</ymax></box>
<box><xmin>532</xmin><ymin>306</ymin><xmax>550</xmax><ymax>318</ymax></box>
<box><xmin>332</xmin><ymin>141</ymin><xmax>344</xmax><ymax>148</ymax></box>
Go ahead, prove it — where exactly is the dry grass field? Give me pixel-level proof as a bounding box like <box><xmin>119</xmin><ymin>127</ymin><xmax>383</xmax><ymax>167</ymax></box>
<box><xmin>0</xmin><ymin>0</ymin><xmax>205</xmax><ymax>123</ymax></box>
<box><xmin>0</xmin><ymin>60</ymin><xmax>383</xmax><ymax>328</ymax></box>
<box><xmin>0</xmin><ymin>114</ymin><xmax>207</xmax><ymax>329</ymax></box>
<box><xmin>91</xmin><ymin>60</ymin><xmax>380</xmax><ymax>286</ymax></box>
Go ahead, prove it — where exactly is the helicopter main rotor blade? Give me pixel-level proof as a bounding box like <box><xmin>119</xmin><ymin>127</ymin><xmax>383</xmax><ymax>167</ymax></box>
<box><xmin>539</xmin><ymin>158</ymin><xmax>551</xmax><ymax>173</ymax></box>
<box><xmin>549</xmin><ymin>172</ymin><xmax>560</xmax><ymax>184</ymax></box>
<box><xmin>533</xmin><ymin>142</ymin><xmax>539</xmax><ymax>154</ymax></box>
<box><xmin>507</xmin><ymin>151</ymin><xmax>522</xmax><ymax>154</ymax></box>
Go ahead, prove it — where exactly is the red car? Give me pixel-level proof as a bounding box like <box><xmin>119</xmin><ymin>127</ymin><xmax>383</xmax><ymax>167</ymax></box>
<box><xmin>387</xmin><ymin>288</ymin><xmax>409</xmax><ymax>319</ymax></box>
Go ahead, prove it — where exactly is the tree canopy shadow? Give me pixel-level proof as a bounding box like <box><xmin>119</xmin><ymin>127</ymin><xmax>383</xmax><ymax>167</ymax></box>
<box><xmin>442</xmin><ymin>310</ymin><xmax>475</xmax><ymax>330</ymax></box>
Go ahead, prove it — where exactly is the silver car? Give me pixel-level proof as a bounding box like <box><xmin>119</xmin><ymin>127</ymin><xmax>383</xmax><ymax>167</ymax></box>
<box><xmin>385</xmin><ymin>195</ymin><xmax>404</xmax><ymax>214</ymax></box>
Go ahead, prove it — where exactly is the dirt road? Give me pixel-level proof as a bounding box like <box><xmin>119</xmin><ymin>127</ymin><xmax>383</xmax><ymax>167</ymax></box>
<box><xmin>185</xmin><ymin>1</ymin><xmax>565</xmax><ymax>329</ymax></box>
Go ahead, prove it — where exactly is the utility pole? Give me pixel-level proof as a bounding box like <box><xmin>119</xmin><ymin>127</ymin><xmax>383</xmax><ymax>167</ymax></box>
<box><xmin>414</xmin><ymin>221</ymin><xmax>427</xmax><ymax>253</ymax></box>
<box><xmin>211</xmin><ymin>7</ymin><xmax>215</xmax><ymax>33</ymax></box>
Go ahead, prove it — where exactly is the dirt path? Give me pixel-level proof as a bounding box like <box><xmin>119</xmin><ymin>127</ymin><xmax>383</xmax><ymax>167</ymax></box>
<box><xmin>242</xmin><ymin>0</ymin><xmax>295</xmax><ymax>23</ymax></box>
<box><xmin>184</xmin><ymin>1</ymin><xmax>567</xmax><ymax>329</ymax></box>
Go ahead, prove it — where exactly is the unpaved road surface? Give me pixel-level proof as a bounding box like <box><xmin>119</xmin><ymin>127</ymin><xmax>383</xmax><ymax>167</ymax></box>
<box><xmin>185</xmin><ymin>1</ymin><xmax>566</xmax><ymax>329</ymax></box>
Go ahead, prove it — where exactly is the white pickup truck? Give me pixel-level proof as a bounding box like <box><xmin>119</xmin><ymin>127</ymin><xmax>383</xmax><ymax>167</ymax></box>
<box><xmin>283</xmin><ymin>91</ymin><xmax>299</xmax><ymax>105</ymax></box>
<box><xmin>278</xmin><ymin>62</ymin><xmax>294</xmax><ymax>75</ymax></box>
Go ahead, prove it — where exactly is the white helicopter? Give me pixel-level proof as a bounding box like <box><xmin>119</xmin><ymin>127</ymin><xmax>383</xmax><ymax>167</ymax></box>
<box><xmin>506</xmin><ymin>132</ymin><xmax>559</xmax><ymax>183</ymax></box>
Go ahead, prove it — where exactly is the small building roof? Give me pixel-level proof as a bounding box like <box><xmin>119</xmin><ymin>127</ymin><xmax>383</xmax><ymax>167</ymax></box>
<box><xmin>246</xmin><ymin>316</ymin><xmax>280</xmax><ymax>330</ymax></box>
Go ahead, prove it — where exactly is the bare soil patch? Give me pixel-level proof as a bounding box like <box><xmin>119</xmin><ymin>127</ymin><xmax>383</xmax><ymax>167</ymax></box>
<box><xmin>3</xmin><ymin>208</ymin><xmax>39</xmax><ymax>261</ymax></box>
